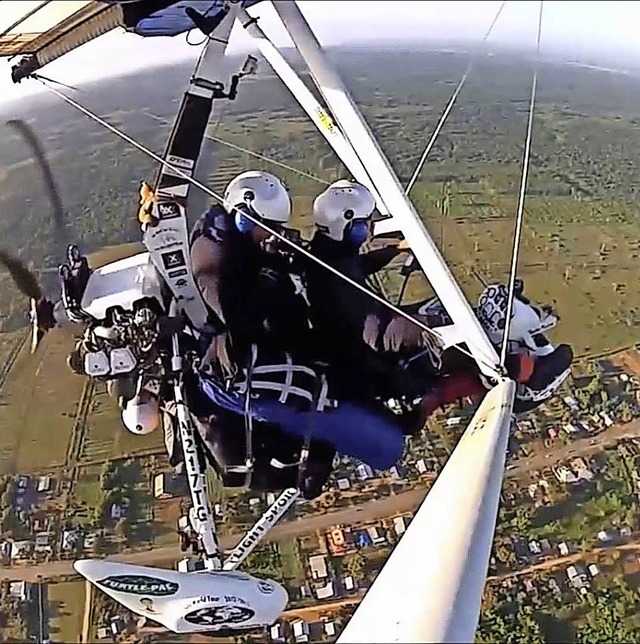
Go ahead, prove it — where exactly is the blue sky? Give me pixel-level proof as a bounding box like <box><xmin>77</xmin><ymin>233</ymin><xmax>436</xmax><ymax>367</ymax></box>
<box><xmin>1</xmin><ymin>1</ymin><xmax>639</xmax><ymax>103</ymax></box>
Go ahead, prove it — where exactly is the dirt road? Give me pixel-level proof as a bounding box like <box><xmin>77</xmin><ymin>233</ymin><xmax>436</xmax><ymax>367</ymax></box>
<box><xmin>489</xmin><ymin>537</ymin><xmax>640</xmax><ymax>582</ymax></box>
<box><xmin>4</xmin><ymin>419</ymin><xmax>639</xmax><ymax>583</ymax></box>
<box><xmin>0</xmin><ymin>489</ymin><xmax>430</xmax><ymax>582</ymax></box>
<box><xmin>508</xmin><ymin>418</ymin><xmax>640</xmax><ymax>476</ymax></box>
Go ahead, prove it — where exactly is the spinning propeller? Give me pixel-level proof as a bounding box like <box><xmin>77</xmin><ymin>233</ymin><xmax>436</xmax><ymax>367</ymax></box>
<box><xmin>0</xmin><ymin>249</ymin><xmax>55</xmax><ymax>354</ymax></box>
<box><xmin>1</xmin><ymin>119</ymin><xmax>69</xmax><ymax>353</ymax></box>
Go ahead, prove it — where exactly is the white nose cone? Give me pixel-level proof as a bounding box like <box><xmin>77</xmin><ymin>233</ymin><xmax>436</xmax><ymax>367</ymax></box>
<box><xmin>74</xmin><ymin>560</ymin><xmax>288</xmax><ymax>634</ymax></box>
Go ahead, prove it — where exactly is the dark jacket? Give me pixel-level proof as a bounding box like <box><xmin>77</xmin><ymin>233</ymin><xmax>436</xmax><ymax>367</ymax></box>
<box><xmin>190</xmin><ymin>205</ymin><xmax>312</xmax><ymax>363</ymax></box>
<box><xmin>305</xmin><ymin>233</ymin><xmax>401</xmax><ymax>352</ymax></box>
<box><xmin>304</xmin><ymin>232</ymin><xmax>406</xmax><ymax>400</ymax></box>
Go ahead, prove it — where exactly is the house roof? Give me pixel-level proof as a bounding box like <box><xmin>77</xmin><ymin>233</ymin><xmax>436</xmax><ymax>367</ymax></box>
<box><xmin>292</xmin><ymin>620</ymin><xmax>310</xmax><ymax>635</ymax></box>
<box><xmin>309</xmin><ymin>554</ymin><xmax>328</xmax><ymax>579</ymax></box>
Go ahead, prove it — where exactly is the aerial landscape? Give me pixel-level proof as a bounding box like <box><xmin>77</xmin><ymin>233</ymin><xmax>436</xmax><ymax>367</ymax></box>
<box><xmin>0</xmin><ymin>14</ymin><xmax>639</xmax><ymax>644</ymax></box>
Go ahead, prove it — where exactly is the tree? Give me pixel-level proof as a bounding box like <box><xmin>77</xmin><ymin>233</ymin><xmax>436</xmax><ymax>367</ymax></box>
<box><xmin>114</xmin><ymin>518</ymin><xmax>130</xmax><ymax>544</ymax></box>
<box><xmin>100</xmin><ymin>460</ymin><xmax>117</xmax><ymax>490</ymax></box>
<box><xmin>345</xmin><ymin>552</ymin><xmax>368</xmax><ymax>582</ymax></box>
<box><xmin>0</xmin><ymin>487</ymin><xmax>12</xmax><ymax>511</ymax></box>
<box><xmin>477</xmin><ymin>604</ymin><xmax>544</xmax><ymax>644</ymax></box>
<box><xmin>618</xmin><ymin>400</ymin><xmax>633</xmax><ymax>424</ymax></box>
<box><xmin>576</xmin><ymin>580</ymin><xmax>638</xmax><ymax>644</ymax></box>
<box><xmin>507</xmin><ymin>506</ymin><xmax>532</xmax><ymax>537</ymax></box>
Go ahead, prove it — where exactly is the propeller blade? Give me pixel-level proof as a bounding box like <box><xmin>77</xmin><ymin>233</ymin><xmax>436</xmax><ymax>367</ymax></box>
<box><xmin>30</xmin><ymin>298</ymin><xmax>42</xmax><ymax>354</ymax></box>
<box><xmin>0</xmin><ymin>249</ymin><xmax>42</xmax><ymax>300</ymax></box>
<box><xmin>2</xmin><ymin>119</ymin><xmax>72</xmax><ymax>353</ymax></box>
<box><xmin>5</xmin><ymin>119</ymin><xmax>68</xmax><ymax>252</ymax></box>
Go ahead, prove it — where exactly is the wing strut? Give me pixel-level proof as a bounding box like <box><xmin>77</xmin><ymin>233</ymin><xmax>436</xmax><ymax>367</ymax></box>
<box><xmin>338</xmin><ymin>380</ymin><xmax>516</xmax><ymax>643</ymax></box>
<box><xmin>236</xmin><ymin>7</ymin><xmax>390</xmax><ymax>217</ymax></box>
<box><xmin>269</xmin><ymin>0</ymin><xmax>501</xmax><ymax>379</ymax></box>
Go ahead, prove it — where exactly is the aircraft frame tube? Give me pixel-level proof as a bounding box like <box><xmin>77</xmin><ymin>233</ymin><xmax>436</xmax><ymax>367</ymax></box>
<box><xmin>271</xmin><ymin>0</ymin><xmax>501</xmax><ymax>378</ymax></box>
<box><xmin>337</xmin><ymin>379</ymin><xmax>515</xmax><ymax>643</ymax></box>
<box><xmin>169</xmin><ymin>298</ymin><xmax>221</xmax><ymax>568</ymax></box>
<box><xmin>222</xmin><ymin>487</ymin><xmax>300</xmax><ymax>570</ymax></box>
<box><xmin>236</xmin><ymin>7</ymin><xmax>390</xmax><ymax>216</ymax></box>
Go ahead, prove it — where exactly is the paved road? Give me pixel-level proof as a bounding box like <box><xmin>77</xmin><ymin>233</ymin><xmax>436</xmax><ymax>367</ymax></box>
<box><xmin>4</xmin><ymin>419</ymin><xmax>639</xmax><ymax>583</ymax></box>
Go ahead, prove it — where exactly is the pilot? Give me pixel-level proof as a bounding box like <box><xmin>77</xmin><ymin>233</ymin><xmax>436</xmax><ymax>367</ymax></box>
<box><xmin>189</xmin><ymin>170</ymin><xmax>311</xmax><ymax>378</ymax></box>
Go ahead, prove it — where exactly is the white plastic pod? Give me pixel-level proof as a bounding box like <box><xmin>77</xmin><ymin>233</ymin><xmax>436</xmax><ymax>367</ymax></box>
<box><xmin>74</xmin><ymin>560</ymin><xmax>288</xmax><ymax>634</ymax></box>
<box><xmin>80</xmin><ymin>252</ymin><xmax>164</xmax><ymax>320</ymax></box>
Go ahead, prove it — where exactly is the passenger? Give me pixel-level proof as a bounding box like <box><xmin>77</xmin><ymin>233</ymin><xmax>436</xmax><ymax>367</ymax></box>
<box><xmin>305</xmin><ymin>180</ymin><xmax>430</xmax><ymax>407</ymax></box>
<box><xmin>305</xmin><ymin>179</ymin><xmax>485</xmax><ymax>426</ymax></box>
<box><xmin>306</xmin><ymin>179</ymin><xmax>416</xmax><ymax>359</ymax></box>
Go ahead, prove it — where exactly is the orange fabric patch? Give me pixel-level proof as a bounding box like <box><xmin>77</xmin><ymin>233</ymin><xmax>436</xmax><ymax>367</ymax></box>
<box><xmin>517</xmin><ymin>353</ymin><xmax>536</xmax><ymax>383</ymax></box>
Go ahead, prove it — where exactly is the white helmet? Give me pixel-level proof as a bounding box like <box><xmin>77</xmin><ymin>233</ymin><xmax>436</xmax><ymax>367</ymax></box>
<box><xmin>477</xmin><ymin>284</ymin><xmax>542</xmax><ymax>351</ymax></box>
<box><xmin>313</xmin><ymin>180</ymin><xmax>376</xmax><ymax>242</ymax></box>
<box><xmin>223</xmin><ymin>171</ymin><xmax>291</xmax><ymax>228</ymax></box>
<box><xmin>121</xmin><ymin>394</ymin><xmax>160</xmax><ymax>435</ymax></box>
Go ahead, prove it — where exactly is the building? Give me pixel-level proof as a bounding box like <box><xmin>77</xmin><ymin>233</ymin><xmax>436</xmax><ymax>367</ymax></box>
<box><xmin>37</xmin><ymin>476</ymin><xmax>52</xmax><ymax>493</ymax></box>
<box><xmin>356</xmin><ymin>530</ymin><xmax>372</xmax><ymax>549</ymax></box>
<box><xmin>415</xmin><ymin>459</ymin><xmax>428</xmax><ymax>474</ymax></box>
<box><xmin>154</xmin><ymin>472</ymin><xmax>189</xmax><ymax>499</ymax></box>
<box><xmin>343</xmin><ymin>575</ymin><xmax>356</xmax><ymax>592</ymax></box>
<box><xmin>393</xmin><ymin>516</ymin><xmax>409</xmax><ymax>537</ymax></box>
<box><xmin>309</xmin><ymin>554</ymin><xmax>328</xmax><ymax>580</ymax></box>
<box><xmin>177</xmin><ymin>558</ymin><xmax>204</xmax><ymax>573</ymax></box>
<box><xmin>336</xmin><ymin>478</ymin><xmax>351</xmax><ymax>491</ymax></box>
<box><xmin>292</xmin><ymin>620</ymin><xmax>310</xmax><ymax>643</ymax></box>
<box><xmin>563</xmin><ymin>396</ymin><xmax>579</xmax><ymax>411</ymax></box>
<box><xmin>270</xmin><ymin>623</ymin><xmax>286</xmax><ymax>642</ymax></box>
<box><xmin>9</xmin><ymin>581</ymin><xmax>31</xmax><ymax>602</ymax></box>
<box><xmin>554</xmin><ymin>466</ymin><xmax>578</xmax><ymax>484</ymax></box>
<box><xmin>367</xmin><ymin>526</ymin><xmax>386</xmax><ymax>546</ymax></box>
<box><xmin>110</xmin><ymin>503</ymin><xmax>128</xmax><ymax>521</ymax></box>
<box><xmin>110</xmin><ymin>616</ymin><xmax>126</xmax><ymax>637</ymax></box>
<box><xmin>34</xmin><ymin>532</ymin><xmax>54</xmax><ymax>554</ymax></box>
<box><xmin>326</xmin><ymin>527</ymin><xmax>349</xmax><ymax>556</ymax></box>
<box><xmin>324</xmin><ymin>621</ymin><xmax>337</xmax><ymax>638</ymax></box>
<box><xmin>356</xmin><ymin>463</ymin><xmax>374</xmax><ymax>481</ymax></box>
<box><xmin>61</xmin><ymin>529</ymin><xmax>78</xmax><ymax>552</ymax></box>
<box><xmin>315</xmin><ymin>581</ymin><xmax>335</xmax><ymax>600</ymax></box>
<box><xmin>10</xmin><ymin>541</ymin><xmax>32</xmax><ymax>561</ymax></box>
<box><xmin>83</xmin><ymin>532</ymin><xmax>100</xmax><ymax>552</ymax></box>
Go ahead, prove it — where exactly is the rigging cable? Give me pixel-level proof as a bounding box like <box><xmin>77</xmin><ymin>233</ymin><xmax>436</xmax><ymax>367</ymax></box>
<box><xmin>500</xmin><ymin>0</ymin><xmax>544</xmax><ymax>367</ymax></box>
<box><xmin>143</xmin><ymin>110</ymin><xmax>330</xmax><ymax>185</ymax></box>
<box><xmin>34</xmin><ymin>75</ymin><xmax>497</xmax><ymax>374</ymax></box>
<box><xmin>405</xmin><ymin>0</ymin><xmax>507</xmax><ymax>195</ymax></box>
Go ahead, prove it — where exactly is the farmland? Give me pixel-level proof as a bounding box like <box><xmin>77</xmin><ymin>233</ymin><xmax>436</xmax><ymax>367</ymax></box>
<box><xmin>0</xmin><ymin>42</ymin><xmax>637</xmax><ymax>641</ymax></box>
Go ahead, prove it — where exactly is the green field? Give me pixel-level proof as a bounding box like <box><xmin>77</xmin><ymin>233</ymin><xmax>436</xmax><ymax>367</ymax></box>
<box><xmin>0</xmin><ymin>328</ymin><xmax>84</xmax><ymax>474</ymax></box>
<box><xmin>48</xmin><ymin>581</ymin><xmax>85</xmax><ymax>644</ymax></box>
<box><xmin>81</xmin><ymin>382</ymin><xmax>164</xmax><ymax>464</ymax></box>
